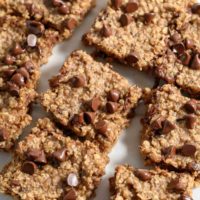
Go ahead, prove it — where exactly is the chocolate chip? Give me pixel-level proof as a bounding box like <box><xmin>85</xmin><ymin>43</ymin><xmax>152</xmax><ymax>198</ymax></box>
<box><xmin>63</xmin><ymin>189</ymin><xmax>76</xmax><ymax>200</ymax></box>
<box><xmin>26</xmin><ymin>149</ymin><xmax>47</xmax><ymax>164</ymax></box>
<box><xmin>63</xmin><ymin>18</ymin><xmax>77</xmax><ymax>30</ymax></box>
<box><xmin>0</xmin><ymin>128</ymin><xmax>8</xmax><ymax>142</ymax></box>
<box><xmin>187</xmin><ymin>162</ymin><xmax>200</xmax><ymax>172</ymax></box>
<box><xmin>90</xmin><ymin>97</ymin><xmax>101</xmax><ymax>111</ymax></box>
<box><xmin>168</xmin><ymin>177</ymin><xmax>186</xmax><ymax>193</ymax></box>
<box><xmin>22</xmin><ymin>61</ymin><xmax>35</xmax><ymax>73</ymax></box>
<box><xmin>12</xmin><ymin>43</ymin><xmax>25</xmax><ymax>56</ymax></box>
<box><xmin>124</xmin><ymin>1</ymin><xmax>139</xmax><ymax>13</ymax></box>
<box><xmin>107</xmin><ymin>90</ymin><xmax>120</xmax><ymax>102</ymax></box>
<box><xmin>125</xmin><ymin>51</ymin><xmax>139</xmax><ymax>64</ymax></box>
<box><xmin>101</xmin><ymin>25</ymin><xmax>112</xmax><ymax>37</ymax></box>
<box><xmin>52</xmin><ymin>148</ymin><xmax>67</xmax><ymax>162</ymax></box>
<box><xmin>180</xmin><ymin>194</ymin><xmax>193</xmax><ymax>200</ymax></box>
<box><xmin>170</xmin><ymin>33</ymin><xmax>181</xmax><ymax>43</ymax></box>
<box><xmin>11</xmin><ymin>73</ymin><xmax>25</xmax><ymax>87</ymax></box>
<box><xmin>71</xmin><ymin>114</ymin><xmax>84</xmax><ymax>125</ymax></box>
<box><xmin>83</xmin><ymin>112</ymin><xmax>95</xmax><ymax>124</ymax></box>
<box><xmin>184</xmin><ymin>100</ymin><xmax>198</xmax><ymax>114</ymax></box>
<box><xmin>4</xmin><ymin>54</ymin><xmax>15</xmax><ymax>65</ymax></box>
<box><xmin>95</xmin><ymin>120</ymin><xmax>108</xmax><ymax>136</ymax></box>
<box><xmin>3</xmin><ymin>67</ymin><xmax>16</xmax><ymax>78</ymax></box>
<box><xmin>190</xmin><ymin>53</ymin><xmax>200</xmax><ymax>70</ymax></box>
<box><xmin>180</xmin><ymin>144</ymin><xmax>196</xmax><ymax>157</ymax></box>
<box><xmin>106</xmin><ymin>102</ymin><xmax>118</xmax><ymax>113</ymax></box>
<box><xmin>144</xmin><ymin>13</ymin><xmax>155</xmax><ymax>24</ymax></box>
<box><xmin>7</xmin><ymin>83</ymin><xmax>20</xmax><ymax>97</ymax></box>
<box><xmin>27</xmin><ymin>21</ymin><xmax>45</xmax><ymax>36</ymax></box>
<box><xmin>17</xmin><ymin>68</ymin><xmax>30</xmax><ymax>81</ymax></box>
<box><xmin>58</xmin><ymin>4</ymin><xmax>69</xmax><ymax>15</ymax></box>
<box><xmin>185</xmin><ymin>39</ymin><xmax>195</xmax><ymax>49</ymax></box>
<box><xmin>70</xmin><ymin>75</ymin><xmax>86</xmax><ymax>88</ymax></box>
<box><xmin>179</xmin><ymin>52</ymin><xmax>191</xmax><ymax>66</ymax></box>
<box><xmin>172</xmin><ymin>43</ymin><xmax>185</xmax><ymax>55</ymax></box>
<box><xmin>21</xmin><ymin>161</ymin><xmax>37</xmax><ymax>175</ymax></box>
<box><xmin>49</xmin><ymin>76</ymin><xmax>60</xmax><ymax>88</ymax></box>
<box><xmin>111</xmin><ymin>0</ymin><xmax>122</xmax><ymax>9</ymax></box>
<box><xmin>119</xmin><ymin>14</ymin><xmax>132</xmax><ymax>26</ymax></box>
<box><xmin>52</xmin><ymin>0</ymin><xmax>64</xmax><ymax>7</ymax></box>
<box><xmin>162</xmin><ymin>120</ymin><xmax>175</xmax><ymax>134</ymax></box>
<box><xmin>162</xmin><ymin>146</ymin><xmax>176</xmax><ymax>158</ymax></box>
<box><xmin>184</xmin><ymin>115</ymin><xmax>196</xmax><ymax>129</ymax></box>
<box><xmin>134</xmin><ymin>169</ymin><xmax>152</xmax><ymax>181</ymax></box>
<box><xmin>151</xmin><ymin>117</ymin><xmax>165</xmax><ymax>130</ymax></box>
<box><xmin>192</xmin><ymin>3</ymin><xmax>200</xmax><ymax>15</ymax></box>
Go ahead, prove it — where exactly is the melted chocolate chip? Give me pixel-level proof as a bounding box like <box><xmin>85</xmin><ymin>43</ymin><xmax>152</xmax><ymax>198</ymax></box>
<box><xmin>12</xmin><ymin>43</ymin><xmax>25</xmax><ymax>56</ymax></box>
<box><xmin>11</xmin><ymin>73</ymin><xmax>25</xmax><ymax>87</ymax></box>
<box><xmin>179</xmin><ymin>52</ymin><xmax>191</xmax><ymax>66</ymax></box>
<box><xmin>58</xmin><ymin>4</ymin><xmax>69</xmax><ymax>15</ymax></box>
<box><xmin>185</xmin><ymin>39</ymin><xmax>195</xmax><ymax>49</ymax></box>
<box><xmin>162</xmin><ymin>146</ymin><xmax>176</xmax><ymax>158</ymax></box>
<box><xmin>27</xmin><ymin>20</ymin><xmax>45</xmax><ymax>36</ymax></box>
<box><xmin>106</xmin><ymin>102</ymin><xmax>118</xmax><ymax>113</ymax></box>
<box><xmin>26</xmin><ymin>149</ymin><xmax>47</xmax><ymax>164</ymax></box>
<box><xmin>71</xmin><ymin>114</ymin><xmax>84</xmax><ymax>125</ymax></box>
<box><xmin>70</xmin><ymin>75</ymin><xmax>86</xmax><ymax>88</ymax></box>
<box><xmin>17</xmin><ymin>68</ymin><xmax>30</xmax><ymax>81</ymax></box>
<box><xmin>0</xmin><ymin>128</ymin><xmax>8</xmax><ymax>142</ymax></box>
<box><xmin>184</xmin><ymin>115</ymin><xmax>196</xmax><ymax>129</ymax></box>
<box><xmin>170</xmin><ymin>33</ymin><xmax>181</xmax><ymax>43</ymax></box>
<box><xmin>95</xmin><ymin>120</ymin><xmax>108</xmax><ymax>136</ymax></box>
<box><xmin>134</xmin><ymin>169</ymin><xmax>152</xmax><ymax>181</ymax></box>
<box><xmin>151</xmin><ymin>117</ymin><xmax>165</xmax><ymax>130</ymax></box>
<box><xmin>63</xmin><ymin>189</ymin><xmax>76</xmax><ymax>200</ymax></box>
<box><xmin>168</xmin><ymin>177</ymin><xmax>186</xmax><ymax>193</ymax></box>
<box><xmin>192</xmin><ymin>3</ymin><xmax>200</xmax><ymax>15</ymax></box>
<box><xmin>83</xmin><ymin>112</ymin><xmax>95</xmax><ymax>124</ymax></box>
<box><xmin>52</xmin><ymin>148</ymin><xmax>67</xmax><ymax>162</ymax></box>
<box><xmin>21</xmin><ymin>161</ymin><xmax>37</xmax><ymax>175</ymax></box>
<box><xmin>107</xmin><ymin>90</ymin><xmax>120</xmax><ymax>102</ymax></box>
<box><xmin>144</xmin><ymin>13</ymin><xmax>155</xmax><ymax>24</ymax></box>
<box><xmin>162</xmin><ymin>120</ymin><xmax>175</xmax><ymax>134</ymax></box>
<box><xmin>63</xmin><ymin>18</ymin><xmax>77</xmax><ymax>30</ymax></box>
<box><xmin>184</xmin><ymin>100</ymin><xmax>198</xmax><ymax>114</ymax></box>
<box><xmin>172</xmin><ymin>43</ymin><xmax>185</xmax><ymax>55</ymax></box>
<box><xmin>7</xmin><ymin>83</ymin><xmax>20</xmax><ymax>97</ymax></box>
<box><xmin>190</xmin><ymin>53</ymin><xmax>200</xmax><ymax>70</ymax></box>
<box><xmin>101</xmin><ymin>25</ymin><xmax>112</xmax><ymax>37</ymax></box>
<box><xmin>124</xmin><ymin>1</ymin><xmax>139</xmax><ymax>13</ymax></box>
<box><xmin>89</xmin><ymin>97</ymin><xmax>101</xmax><ymax>111</ymax></box>
<box><xmin>4</xmin><ymin>54</ymin><xmax>16</xmax><ymax>65</ymax></box>
<box><xmin>119</xmin><ymin>14</ymin><xmax>132</xmax><ymax>26</ymax></box>
<box><xmin>125</xmin><ymin>51</ymin><xmax>139</xmax><ymax>64</ymax></box>
<box><xmin>180</xmin><ymin>144</ymin><xmax>196</xmax><ymax>157</ymax></box>
<box><xmin>111</xmin><ymin>0</ymin><xmax>122</xmax><ymax>9</ymax></box>
<box><xmin>52</xmin><ymin>0</ymin><xmax>64</xmax><ymax>7</ymax></box>
<box><xmin>22</xmin><ymin>61</ymin><xmax>35</xmax><ymax>74</ymax></box>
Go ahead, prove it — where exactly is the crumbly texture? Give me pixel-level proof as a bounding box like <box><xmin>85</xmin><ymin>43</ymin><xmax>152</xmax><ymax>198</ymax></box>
<box><xmin>0</xmin><ymin>118</ymin><xmax>108</xmax><ymax>200</ymax></box>
<box><xmin>140</xmin><ymin>84</ymin><xmax>200</xmax><ymax>172</ymax></box>
<box><xmin>1</xmin><ymin>0</ymin><xmax>95</xmax><ymax>40</ymax></box>
<box><xmin>40</xmin><ymin>50</ymin><xmax>142</xmax><ymax>152</ymax></box>
<box><xmin>0</xmin><ymin>15</ymin><xmax>59</xmax><ymax>65</ymax></box>
<box><xmin>155</xmin><ymin>12</ymin><xmax>200</xmax><ymax>96</ymax></box>
<box><xmin>83</xmin><ymin>0</ymin><xmax>195</xmax><ymax>71</ymax></box>
<box><xmin>110</xmin><ymin>165</ymin><xmax>195</xmax><ymax>200</ymax></box>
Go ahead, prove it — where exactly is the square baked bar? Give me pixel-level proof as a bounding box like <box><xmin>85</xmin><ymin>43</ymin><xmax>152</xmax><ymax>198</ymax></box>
<box><xmin>83</xmin><ymin>0</ymin><xmax>196</xmax><ymax>71</ymax></box>
<box><xmin>40</xmin><ymin>50</ymin><xmax>142</xmax><ymax>152</ymax></box>
<box><xmin>141</xmin><ymin>84</ymin><xmax>200</xmax><ymax>172</ymax></box>
<box><xmin>0</xmin><ymin>118</ymin><xmax>108</xmax><ymax>200</ymax></box>
<box><xmin>1</xmin><ymin>0</ymin><xmax>95</xmax><ymax>40</ymax></box>
<box><xmin>110</xmin><ymin>165</ymin><xmax>195</xmax><ymax>200</ymax></box>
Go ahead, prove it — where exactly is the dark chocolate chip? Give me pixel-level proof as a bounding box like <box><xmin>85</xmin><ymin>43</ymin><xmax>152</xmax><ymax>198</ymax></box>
<box><xmin>11</xmin><ymin>73</ymin><xmax>25</xmax><ymax>87</ymax></box>
<box><xmin>52</xmin><ymin>148</ymin><xmax>67</xmax><ymax>162</ymax></box>
<box><xmin>70</xmin><ymin>75</ymin><xmax>86</xmax><ymax>88</ymax></box>
<box><xmin>190</xmin><ymin>53</ymin><xmax>200</xmax><ymax>70</ymax></box>
<box><xmin>192</xmin><ymin>3</ymin><xmax>200</xmax><ymax>15</ymax></box>
<box><xmin>180</xmin><ymin>144</ymin><xmax>196</xmax><ymax>157</ymax></box>
<box><xmin>0</xmin><ymin>128</ymin><xmax>9</xmax><ymax>142</ymax></box>
<box><xmin>185</xmin><ymin>39</ymin><xmax>195</xmax><ymax>49</ymax></box>
<box><xmin>63</xmin><ymin>189</ymin><xmax>76</xmax><ymax>200</ymax></box>
<box><xmin>134</xmin><ymin>169</ymin><xmax>152</xmax><ymax>181</ymax></box>
<box><xmin>83</xmin><ymin>112</ymin><xmax>95</xmax><ymax>124</ymax></box>
<box><xmin>63</xmin><ymin>18</ymin><xmax>77</xmax><ymax>30</ymax></box>
<box><xmin>172</xmin><ymin>43</ymin><xmax>185</xmax><ymax>55</ymax></box>
<box><xmin>124</xmin><ymin>1</ymin><xmax>139</xmax><ymax>13</ymax></box>
<box><xmin>90</xmin><ymin>97</ymin><xmax>101</xmax><ymax>111</ymax></box>
<box><xmin>17</xmin><ymin>68</ymin><xmax>30</xmax><ymax>81</ymax></box>
<box><xmin>26</xmin><ymin>149</ymin><xmax>47</xmax><ymax>164</ymax></box>
<box><xmin>185</xmin><ymin>115</ymin><xmax>196</xmax><ymax>129</ymax></box>
<box><xmin>151</xmin><ymin>117</ymin><xmax>165</xmax><ymax>130</ymax></box>
<box><xmin>119</xmin><ymin>14</ymin><xmax>132</xmax><ymax>26</ymax></box>
<box><xmin>162</xmin><ymin>146</ymin><xmax>176</xmax><ymax>158</ymax></box>
<box><xmin>71</xmin><ymin>114</ymin><xmax>84</xmax><ymax>125</ymax></box>
<box><xmin>58</xmin><ymin>4</ymin><xmax>69</xmax><ymax>15</ymax></box>
<box><xmin>101</xmin><ymin>25</ymin><xmax>112</xmax><ymax>37</ymax></box>
<box><xmin>12</xmin><ymin>43</ymin><xmax>25</xmax><ymax>56</ymax></box>
<box><xmin>27</xmin><ymin>21</ymin><xmax>45</xmax><ymax>36</ymax></box>
<box><xmin>125</xmin><ymin>51</ymin><xmax>139</xmax><ymax>64</ymax></box>
<box><xmin>162</xmin><ymin>120</ymin><xmax>175</xmax><ymax>134</ymax></box>
<box><xmin>184</xmin><ymin>100</ymin><xmax>198</xmax><ymax>114</ymax></box>
<box><xmin>144</xmin><ymin>13</ymin><xmax>155</xmax><ymax>24</ymax></box>
<box><xmin>4</xmin><ymin>54</ymin><xmax>16</xmax><ymax>65</ymax></box>
<box><xmin>52</xmin><ymin>0</ymin><xmax>64</xmax><ymax>7</ymax></box>
<box><xmin>179</xmin><ymin>52</ymin><xmax>191</xmax><ymax>66</ymax></box>
<box><xmin>107</xmin><ymin>90</ymin><xmax>120</xmax><ymax>102</ymax></box>
<box><xmin>95</xmin><ymin>120</ymin><xmax>108</xmax><ymax>136</ymax></box>
<box><xmin>170</xmin><ymin>33</ymin><xmax>181</xmax><ymax>43</ymax></box>
<box><xmin>106</xmin><ymin>102</ymin><xmax>118</xmax><ymax>114</ymax></box>
<box><xmin>7</xmin><ymin>83</ymin><xmax>20</xmax><ymax>97</ymax></box>
<box><xmin>168</xmin><ymin>177</ymin><xmax>186</xmax><ymax>193</ymax></box>
<box><xmin>21</xmin><ymin>161</ymin><xmax>37</xmax><ymax>175</ymax></box>
<box><xmin>111</xmin><ymin>0</ymin><xmax>122</xmax><ymax>9</ymax></box>
<box><xmin>180</xmin><ymin>194</ymin><xmax>193</xmax><ymax>200</ymax></box>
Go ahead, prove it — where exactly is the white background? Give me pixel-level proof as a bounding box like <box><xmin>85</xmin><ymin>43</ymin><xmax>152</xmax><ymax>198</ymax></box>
<box><xmin>0</xmin><ymin>1</ymin><xmax>199</xmax><ymax>199</ymax></box>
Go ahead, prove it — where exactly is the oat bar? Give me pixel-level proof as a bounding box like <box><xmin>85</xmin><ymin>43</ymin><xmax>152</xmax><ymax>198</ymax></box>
<box><xmin>0</xmin><ymin>118</ymin><xmax>108</xmax><ymax>200</ymax></box>
<box><xmin>40</xmin><ymin>50</ymin><xmax>142</xmax><ymax>152</ymax></box>
<box><xmin>110</xmin><ymin>165</ymin><xmax>195</xmax><ymax>200</ymax></box>
<box><xmin>140</xmin><ymin>84</ymin><xmax>200</xmax><ymax>172</ymax></box>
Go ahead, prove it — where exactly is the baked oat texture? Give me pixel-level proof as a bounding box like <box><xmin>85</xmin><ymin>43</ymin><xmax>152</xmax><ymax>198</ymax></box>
<box><xmin>110</xmin><ymin>165</ymin><xmax>195</xmax><ymax>200</ymax></box>
<box><xmin>140</xmin><ymin>84</ymin><xmax>200</xmax><ymax>172</ymax></box>
<box><xmin>0</xmin><ymin>118</ymin><xmax>108</xmax><ymax>200</ymax></box>
<box><xmin>40</xmin><ymin>50</ymin><xmax>142</xmax><ymax>152</ymax></box>
<box><xmin>83</xmin><ymin>0</ymin><xmax>196</xmax><ymax>71</ymax></box>
<box><xmin>0</xmin><ymin>0</ymin><xmax>95</xmax><ymax>40</ymax></box>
